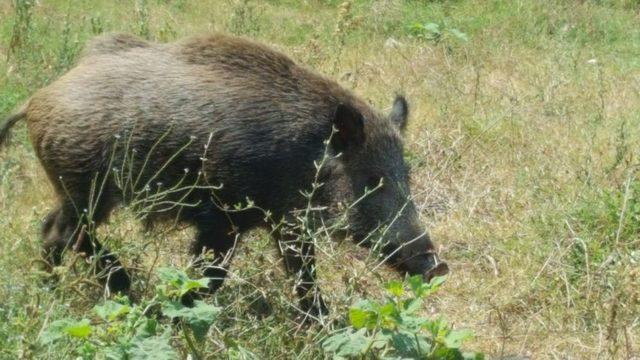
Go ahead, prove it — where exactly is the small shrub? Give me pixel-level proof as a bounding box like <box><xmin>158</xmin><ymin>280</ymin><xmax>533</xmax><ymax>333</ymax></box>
<box><xmin>322</xmin><ymin>275</ymin><xmax>482</xmax><ymax>359</ymax></box>
<box><xmin>407</xmin><ymin>22</ymin><xmax>468</xmax><ymax>44</ymax></box>
<box><xmin>40</xmin><ymin>267</ymin><xmax>220</xmax><ymax>359</ymax></box>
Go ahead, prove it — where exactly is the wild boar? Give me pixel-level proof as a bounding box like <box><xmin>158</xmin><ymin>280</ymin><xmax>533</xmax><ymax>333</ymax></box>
<box><xmin>0</xmin><ymin>33</ymin><xmax>448</xmax><ymax>317</ymax></box>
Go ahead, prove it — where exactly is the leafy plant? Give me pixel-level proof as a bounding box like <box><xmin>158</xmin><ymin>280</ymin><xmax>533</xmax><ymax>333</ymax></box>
<box><xmin>408</xmin><ymin>22</ymin><xmax>468</xmax><ymax>43</ymax></box>
<box><xmin>40</xmin><ymin>267</ymin><xmax>220</xmax><ymax>359</ymax></box>
<box><xmin>322</xmin><ymin>275</ymin><xmax>482</xmax><ymax>359</ymax></box>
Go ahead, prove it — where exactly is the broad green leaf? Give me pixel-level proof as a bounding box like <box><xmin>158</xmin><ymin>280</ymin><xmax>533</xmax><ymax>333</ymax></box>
<box><xmin>372</xmin><ymin>330</ymin><xmax>393</xmax><ymax>349</ymax></box>
<box><xmin>444</xmin><ymin>329</ymin><xmax>474</xmax><ymax>349</ymax></box>
<box><xmin>408</xmin><ymin>275</ymin><xmax>425</xmax><ymax>296</ymax></box>
<box><xmin>423</xmin><ymin>317</ymin><xmax>450</xmax><ymax>341</ymax></box>
<box><xmin>431</xmin><ymin>346</ymin><xmax>466</xmax><ymax>360</ymax></box>
<box><xmin>157</xmin><ymin>267</ymin><xmax>210</xmax><ymax>296</ymax></box>
<box><xmin>157</xmin><ymin>267</ymin><xmax>187</xmax><ymax>283</ymax></box>
<box><xmin>427</xmin><ymin>275</ymin><xmax>446</xmax><ymax>289</ymax></box>
<box><xmin>385</xmin><ymin>280</ymin><xmax>404</xmax><ymax>297</ymax></box>
<box><xmin>322</xmin><ymin>331</ymin><xmax>351</xmax><ymax>353</ymax></box>
<box><xmin>391</xmin><ymin>331</ymin><xmax>427</xmax><ymax>358</ymax></box>
<box><xmin>399</xmin><ymin>313</ymin><xmax>428</xmax><ymax>332</ymax></box>
<box><xmin>41</xmin><ymin>318</ymin><xmax>92</xmax><ymax>344</ymax></box>
<box><xmin>404</xmin><ymin>298</ymin><xmax>422</xmax><ymax>314</ymax></box>
<box><xmin>64</xmin><ymin>319</ymin><xmax>92</xmax><ymax>339</ymax></box>
<box><xmin>135</xmin><ymin>318</ymin><xmax>159</xmax><ymax>338</ymax></box>
<box><xmin>103</xmin><ymin>344</ymin><xmax>128</xmax><ymax>360</ymax></box>
<box><xmin>349</xmin><ymin>307</ymin><xmax>377</xmax><ymax>330</ymax></box>
<box><xmin>378</xmin><ymin>302</ymin><xmax>396</xmax><ymax>318</ymax></box>
<box><xmin>337</xmin><ymin>328</ymin><xmax>371</xmax><ymax>357</ymax></box>
<box><xmin>40</xmin><ymin>319</ymin><xmax>73</xmax><ymax>345</ymax></box>
<box><xmin>94</xmin><ymin>300</ymin><xmax>131</xmax><ymax>322</ymax></box>
<box><xmin>182</xmin><ymin>278</ymin><xmax>211</xmax><ymax>296</ymax></box>
<box><xmin>186</xmin><ymin>301</ymin><xmax>220</xmax><ymax>341</ymax></box>
<box><xmin>463</xmin><ymin>352</ymin><xmax>485</xmax><ymax>360</ymax></box>
<box><xmin>409</xmin><ymin>274</ymin><xmax>446</xmax><ymax>298</ymax></box>
<box><xmin>162</xmin><ymin>300</ymin><xmax>220</xmax><ymax>341</ymax></box>
<box><xmin>352</xmin><ymin>299</ymin><xmax>376</xmax><ymax>311</ymax></box>
<box><xmin>322</xmin><ymin>328</ymin><xmax>372</xmax><ymax>357</ymax></box>
<box><xmin>129</xmin><ymin>329</ymin><xmax>179</xmax><ymax>360</ymax></box>
<box><xmin>77</xmin><ymin>341</ymin><xmax>97</xmax><ymax>359</ymax></box>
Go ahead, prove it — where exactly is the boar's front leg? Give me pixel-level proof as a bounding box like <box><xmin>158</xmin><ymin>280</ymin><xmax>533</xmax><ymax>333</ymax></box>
<box><xmin>275</xmin><ymin>231</ymin><xmax>328</xmax><ymax>321</ymax></box>
<box><xmin>42</xmin><ymin>200</ymin><xmax>130</xmax><ymax>294</ymax></box>
<box><xmin>184</xmin><ymin>215</ymin><xmax>238</xmax><ymax>305</ymax></box>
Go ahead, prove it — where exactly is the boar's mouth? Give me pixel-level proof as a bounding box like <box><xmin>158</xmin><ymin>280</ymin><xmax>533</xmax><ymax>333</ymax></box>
<box><xmin>421</xmin><ymin>253</ymin><xmax>450</xmax><ymax>282</ymax></box>
<box><xmin>394</xmin><ymin>250</ymin><xmax>450</xmax><ymax>283</ymax></box>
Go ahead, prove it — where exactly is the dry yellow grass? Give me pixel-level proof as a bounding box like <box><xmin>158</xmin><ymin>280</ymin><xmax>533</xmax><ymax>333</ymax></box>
<box><xmin>1</xmin><ymin>0</ymin><xmax>639</xmax><ymax>358</ymax></box>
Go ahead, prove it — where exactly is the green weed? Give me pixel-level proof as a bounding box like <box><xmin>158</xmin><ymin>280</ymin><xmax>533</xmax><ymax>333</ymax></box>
<box><xmin>40</xmin><ymin>267</ymin><xmax>220</xmax><ymax>359</ymax></box>
<box><xmin>407</xmin><ymin>21</ymin><xmax>469</xmax><ymax>44</ymax></box>
<box><xmin>323</xmin><ymin>275</ymin><xmax>482</xmax><ymax>359</ymax></box>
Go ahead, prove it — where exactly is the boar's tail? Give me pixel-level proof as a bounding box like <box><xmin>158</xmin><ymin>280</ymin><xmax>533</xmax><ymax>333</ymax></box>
<box><xmin>0</xmin><ymin>105</ymin><xmax>27</xmax><ymax>148</ymax></box>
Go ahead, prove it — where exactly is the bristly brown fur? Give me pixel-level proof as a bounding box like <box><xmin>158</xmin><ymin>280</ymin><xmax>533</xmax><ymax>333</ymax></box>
<box><xmin>81</xmin><ymin>33</ymin><xmax>151</xmax><ymax>57</ymax></box>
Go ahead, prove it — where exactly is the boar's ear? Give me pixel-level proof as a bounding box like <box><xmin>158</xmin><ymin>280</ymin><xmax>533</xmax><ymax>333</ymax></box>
<box><xmin>389</xmin><ymin>95</ymin><xmax>409</xmax><ymax>131</ymax></box>
<box><xmin>331</xmin><ymin>103</ymin><xmax>365</xmax><ymax>153</ymax></box>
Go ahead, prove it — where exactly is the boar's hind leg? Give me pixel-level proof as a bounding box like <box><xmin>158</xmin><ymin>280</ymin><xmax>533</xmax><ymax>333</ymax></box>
<box><xmin>41</xmin><ymin>199</ymin><xmax>131</xmax><ymax>293</ymax></box>
<box><xmin>276</xmin><ymin>233</ymin><xmax>328</xmax><ymax>320</ymax></box>
<box><xmin>185</xmin><ymin>216</ymin><xmax>239</xmax><ymax>303</ymax></box>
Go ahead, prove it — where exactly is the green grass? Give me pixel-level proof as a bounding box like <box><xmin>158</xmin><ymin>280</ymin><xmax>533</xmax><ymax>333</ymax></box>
<box><xmin>1</xmin><ymin>0</ymin><xmax>639</xmax><ymax>358</ymax></box>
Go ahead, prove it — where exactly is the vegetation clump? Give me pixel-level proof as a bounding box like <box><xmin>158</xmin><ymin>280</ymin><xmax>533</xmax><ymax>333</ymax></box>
<box><xmin>323</xmin><ymin>275</ymin><xmax>481</xmax><ymax>359</ymax></box>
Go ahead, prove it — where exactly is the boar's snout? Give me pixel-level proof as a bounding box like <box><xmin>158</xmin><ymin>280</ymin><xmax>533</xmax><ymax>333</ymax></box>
<box><xmin>390</xmin><ymin>232</ymin><xmax>450</xmax><ymax>283</ymax></box>
<box><xmin>420</xmin><ymin>254</ymin><xmax>450</xmax><ymax>283</ymax></box>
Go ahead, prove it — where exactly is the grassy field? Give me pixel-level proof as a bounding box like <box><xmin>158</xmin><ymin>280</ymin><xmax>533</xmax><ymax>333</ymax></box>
<box><xmin>1</xmin><ymin>0</ymin><xmax>639</xmax><ymax>358</ymax></box>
